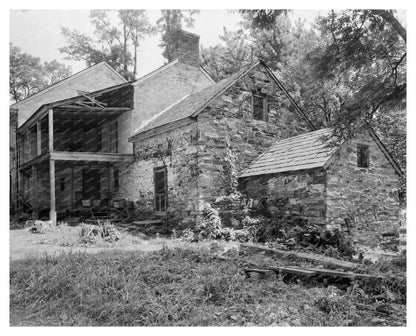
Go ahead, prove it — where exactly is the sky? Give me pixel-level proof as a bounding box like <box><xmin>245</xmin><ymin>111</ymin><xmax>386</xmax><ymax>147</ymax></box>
<box><xmin>9</xmin><ymin>9</ymin><xmax>327</xmax><ymax>78</ymax></box>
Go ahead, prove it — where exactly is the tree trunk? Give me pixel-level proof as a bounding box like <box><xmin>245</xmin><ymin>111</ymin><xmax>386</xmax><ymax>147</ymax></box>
<box><xmin>133</xmin><ymin>33</ymin><xmax>138</xmax><ymax>79</ymax></box>
<box><xmin>373</xmin><ymin>10</ymin><xmax>406</xmax><ymax>43</ymax></box>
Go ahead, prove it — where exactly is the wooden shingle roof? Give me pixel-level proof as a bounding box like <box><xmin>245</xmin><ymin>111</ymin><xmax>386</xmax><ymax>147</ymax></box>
<box><xmin>240</xmin><ymin>128</ymin><xmax>335</xmax><ymax>178</ymax></box>
<box><xmin>131</xmin><ymin>62</ymin><xmax>258</xmax><ymax>138</ymax></box>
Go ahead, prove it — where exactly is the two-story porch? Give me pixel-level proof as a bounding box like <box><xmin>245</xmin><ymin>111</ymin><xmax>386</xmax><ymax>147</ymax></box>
<box><xmin>16</xmin><ymin>85</ymin><xmax>134</xmax><ymax>225</ymax></box>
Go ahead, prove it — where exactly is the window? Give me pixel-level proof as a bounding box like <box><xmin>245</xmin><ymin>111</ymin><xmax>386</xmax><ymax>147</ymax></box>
<box><xmin>252</xmin><ymin>94</ymin><xmax>267</xmax><ymax>121</ymax></box>
<box><xmin>357</xmin><ymin>144</ymin><xmax>369</xmax><ymax>168</ymax></box>
<box><xmin>154</xmin><ymin>167</ymin><xmax>167</xmax><ymax>213</ymax></box>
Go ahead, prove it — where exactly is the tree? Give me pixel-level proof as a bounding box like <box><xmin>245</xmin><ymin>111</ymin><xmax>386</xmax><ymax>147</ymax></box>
<box><xmin>201</xmin><ymin>28</ymin><xmax>255</xmax><ymax>81</ymax></box>
<box><xmin>60</xmin><ymin>10</ymin><xmax>154</xmax><ymax>80</ymax></box>
<box><xmin>42</xmin><ymin>60</ymin><xmax>72</xmax><ymax>86</ymax></box>
<box><xmin>311</xmin><ymin>10</ymin><xmax>406</xmax><ymax>138</ymax></box>
<box><xmin>156</xmin><ymin>10</ymin><xmax>199</xmax><ymax>62</ymax></box>
<box><xmin>10</xmin><ymin>44</ymin><xmax>72</xmax><ymax>103</ymax></box>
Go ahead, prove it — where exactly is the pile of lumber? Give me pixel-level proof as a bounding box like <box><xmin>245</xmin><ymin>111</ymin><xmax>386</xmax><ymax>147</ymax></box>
<box><xmin>236</xmin><ymin>243</ymin><xmax>399</xmax><ymax>287</ymax></box>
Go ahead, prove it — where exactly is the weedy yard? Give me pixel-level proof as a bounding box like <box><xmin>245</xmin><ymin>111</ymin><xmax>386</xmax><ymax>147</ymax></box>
<box><xmin>9</xmin><ymin>224</ymin><xmax>406</xmax><ymax>326</ymax></box>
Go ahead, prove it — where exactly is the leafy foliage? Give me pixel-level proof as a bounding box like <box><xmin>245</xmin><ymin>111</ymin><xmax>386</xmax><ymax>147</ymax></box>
<box><xmin>10</xmin><ymin>44</ymin><xmax>72</xmax><ymax>102</ymax></box>
<box><xmin>311</xmin><ymin>10</ymin><xmax>406</xmax><ymax>135</ymax></box>
<box><xmin>60</xmin><ymin>10</ymin><xmax>154</xmax><ymax>80</ymax></box>
<box><xmin>201</xmin><ymin>28</ymin><xmax>255</xmax><ymax>81</ymax></box>
<box><xmin>156</xmin><ymin>10</ymin><xmax>199</xmax><ymax>63</ymax></box>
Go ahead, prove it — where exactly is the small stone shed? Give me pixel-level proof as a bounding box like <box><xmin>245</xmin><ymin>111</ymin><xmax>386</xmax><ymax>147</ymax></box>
<box><xmin>239</xmin><ymin>127</ymin><xmax>403</xmax><ymax>246</ymax></box>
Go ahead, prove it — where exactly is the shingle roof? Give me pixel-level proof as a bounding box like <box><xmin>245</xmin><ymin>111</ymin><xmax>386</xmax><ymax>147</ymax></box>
<box><xmin>132</xmin><ymin>62</ymin><xmax>258</xmax><ymax>136</ymax></box>
<box><xmin>240</xmin><ymin>128</ymin><xmax>335</xmax><ymax>178</ymax></box>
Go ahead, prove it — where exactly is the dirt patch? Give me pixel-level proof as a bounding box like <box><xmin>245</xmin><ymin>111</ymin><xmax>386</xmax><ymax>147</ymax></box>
<box><xmin>9</xmin><ymin>226</ymin><xmax>238</xmax><ymax>261</ymax></box>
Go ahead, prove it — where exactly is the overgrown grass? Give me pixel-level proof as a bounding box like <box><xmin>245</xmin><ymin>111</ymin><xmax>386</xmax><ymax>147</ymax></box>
<box><xmin>10</xmin><ymin>245</ymin><xmax>406</xmax><ymax>326</ymax></box>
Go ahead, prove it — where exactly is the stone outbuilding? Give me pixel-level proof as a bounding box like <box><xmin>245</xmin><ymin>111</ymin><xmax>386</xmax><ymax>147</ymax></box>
<box><xmin>239</xmin><ymin>127</ymin><xmax>403</xmax><ymax>246</ymax></box>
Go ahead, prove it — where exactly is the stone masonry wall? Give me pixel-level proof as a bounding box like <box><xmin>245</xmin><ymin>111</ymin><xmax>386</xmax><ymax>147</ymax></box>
<box><xmin>196</xmin><ymin>64</ymin><xmax>310</xmax><ymax>209</ymax></box>
<box><xmin>241</xmin><ymin>169</ymin><xmax>327</xmax><ymax>226</ymax></box>
<box><xmin>115</xmin><ymin>123</ymin><xmax>200</xmax><ymax>224</ymax></box>
<box><xmin>326</xmin><ymin>130</ymin><xmax>401</xmax><ymax>247</ymax></box>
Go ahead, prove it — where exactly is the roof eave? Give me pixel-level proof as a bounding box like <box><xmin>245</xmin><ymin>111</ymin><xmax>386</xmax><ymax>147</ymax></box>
<box><xmin>128</xmin><ymin>117</ymin><xmax>196</xmax><ymax>142</ymax></box>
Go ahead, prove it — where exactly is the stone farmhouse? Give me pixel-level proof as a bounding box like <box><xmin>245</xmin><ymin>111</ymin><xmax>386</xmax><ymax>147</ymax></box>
<box><xmin>9</xmin><ymin>30</ymin><xmax>403</xmax><ymax>245</ymax></box>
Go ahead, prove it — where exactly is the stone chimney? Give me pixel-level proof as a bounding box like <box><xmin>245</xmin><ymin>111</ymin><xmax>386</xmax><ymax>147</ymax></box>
<box><xmin>171</xmin><ymin>30</ymin><xmax>200</xmax><ymax>67</ymax></box>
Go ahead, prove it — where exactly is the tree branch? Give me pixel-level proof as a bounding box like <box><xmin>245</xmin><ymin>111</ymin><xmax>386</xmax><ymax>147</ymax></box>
<box><xmin>372</xmin><ymin>10</ymin><xmax>406</xmax><ymax>43</ymax></box>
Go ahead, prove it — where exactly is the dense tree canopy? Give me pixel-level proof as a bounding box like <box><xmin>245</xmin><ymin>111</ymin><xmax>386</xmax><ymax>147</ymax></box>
<box><xmin>201</xmin><ymin>28</ymin><xmax>255</xmax><ymax>82</ymax></box>
<box><xmin>156</xmin><ymin>10</ymin><xmax>200</xmax><ymax>63</ymax></box>
<box><xmin>10</xmin><ymin>44</ymin><xmax>72</xmax><ymax>103</ymax></box>
<box><xmin>60</xmin><ymin>10</ymin><xmax>154</xmax><ymax>80</ymax></box>
<box><xmin>234</xmin><ymin>9</ymin><xmax>406</xmax><ymax>192</ymax></box>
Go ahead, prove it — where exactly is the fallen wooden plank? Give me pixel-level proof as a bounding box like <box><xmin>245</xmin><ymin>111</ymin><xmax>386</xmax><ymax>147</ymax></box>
<box><xmin>273</xmin><ymin>266</ymin><xmax>317</xmax><ymax>277</ymax></box>
<box><xmin>132</xmin><ymin>220</ymin><xmax>163</xmax><ymax>226</ymax></box>
<box><xmin>306</xmin><ymin>267</ymin><xmax>355</xmax><ymax>279</ymax></box>
<box><xmin>240</xmin><ymin>243</ymin><xmax>358</xmax><ymax>271</ymax></box>
<box><xmin>244</xmin><ymin>268</ymin><xmax>275</xmax><ymax>275</ymax></box>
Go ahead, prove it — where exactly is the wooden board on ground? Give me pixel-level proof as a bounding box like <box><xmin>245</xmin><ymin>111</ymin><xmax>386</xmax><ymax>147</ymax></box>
<box><xmin>240</xmin><ymin>243</ymin><xmax>358</xmax><ymax>271</ymax></box>
<box><xmin>132</xmin><ymin>220</ymin><xmax>163</xmax><ymax>226</ymax></box>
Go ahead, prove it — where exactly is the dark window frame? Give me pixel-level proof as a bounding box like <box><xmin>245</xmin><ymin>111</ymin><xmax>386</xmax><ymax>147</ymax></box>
<box><xmin>154</xmin><ymin>166</ymin><xmax>168</xmax><ymax>215</ymax></box>
<box><xmin>252</xmin><ymin>93</ymin><xmax>268</xmax><ymax>121</ymax></box>
<box><xmin>357</xmin><ymin>144</ymin><xmax>370</xmax><ymax>168</ymax></box>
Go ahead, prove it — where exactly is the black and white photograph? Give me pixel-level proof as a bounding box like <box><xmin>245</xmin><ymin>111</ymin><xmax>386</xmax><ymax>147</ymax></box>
<box><xmin>7</xmin><ymin>3</ymin><xmax>408</xmax><ymax>328</ymax></box>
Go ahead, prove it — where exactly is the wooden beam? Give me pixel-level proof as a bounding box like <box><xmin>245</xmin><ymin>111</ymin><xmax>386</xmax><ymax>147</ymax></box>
<box><xmin>50</xmin><ymin>151</ymin><xmax>134</xmax><ymax>163</ymax></box>
<box><xmin>18</xmin><ymin>152</ymin><xmax>50</xmax><ymax>171</ymax></box>
<box><xmin>48</xmin><ymin>108</ymin><xmax>54</xmax><ymax>152</ymax></box>
<box><xmin>49</xmin><ymin>159</ymin><xmax>57</xmax><ymax>226</ymax></box>
<box><xmin>37</xmin><ymin>121</ymin><xmax>42</xmax><ymax>156</ymax></box>
<box><xmin>108</xmin><ymin>167</ymin><xmax>113</xmax><ymax>199</ymax></box>
<box><xmin>71</xmin><ymin>167</ymin><xmax>74</xmax><ymax>210</ymax></box>
<box><xmin>25</xmin><ymin>129</ymin><xmax>30</xmax><ymax>163</ymax></box>
<box><xmin>32</xmin><ymin>165</ymin><xmax>38</xmax><ymax>219</ymax></box>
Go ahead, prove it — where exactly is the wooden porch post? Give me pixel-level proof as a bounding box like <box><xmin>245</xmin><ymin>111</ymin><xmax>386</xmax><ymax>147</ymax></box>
<box><xmin>32</xmin><ymin>165</ymin><xmax>38</xmax><ymax>219</ymax></box>
<box><xmin>37</xmin><ymin>120</ymin><xmax>42</xmax><ymax>156</ymax></box>
<box><xmin>71</xmin><ymin>167</ymin><xmax>74</xmax><ymax>210</ymax></box>
<box><xmin>48</xmin><ymin>109</ymin><xmax>57</xmax><ymax>225</ymax></box>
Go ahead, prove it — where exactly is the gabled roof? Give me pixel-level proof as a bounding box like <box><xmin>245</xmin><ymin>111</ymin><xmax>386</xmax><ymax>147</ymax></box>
<box><xmin>240</xmin><ymin>128</ymin><xmax>335</xmax><ymax>178</ymax></box>
<box><xmin>130</xmin><ymin>62</ymin><xmax>259</xmax><ymax>140</ymax></box>
<box><xmin>11</xmin><ymin>61</ymin><xmax>126</xmax><ymax>108</ymax></box>
<box><xmin>17</xmin><ymin>80</ymin><xmax>135</xmax><ymax>133</ymax></box>
<box><xmin>129</xmin><ymin>60</ymin><xmax>315</xmax><ymax>141</ymax></box>
<box><xmin>240</xmin><ymin>127</ymin><xmax>404</xmax><ymax>178</ymax></box>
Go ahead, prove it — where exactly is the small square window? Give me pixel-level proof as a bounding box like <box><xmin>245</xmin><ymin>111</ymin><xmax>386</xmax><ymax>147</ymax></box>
<box><xmin>357</xmin><ymin>144</ymin><xmax>369</xmax><ymax>168</ymax></box>
<box><xmin>252</xmin><ymin>94</ymin><xmax>267</xmax><ymax>121</ymax></box>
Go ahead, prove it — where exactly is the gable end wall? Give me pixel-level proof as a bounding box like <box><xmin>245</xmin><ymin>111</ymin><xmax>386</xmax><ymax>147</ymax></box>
<box><xmin>196</xmin><ymin>64</ymin><xmax>310</xmax><ymax>206</ymax></box>
<box><xmin>325</xmin><ymin>130</ymin><xmax>401</xmax><ymax>247</ymax></box>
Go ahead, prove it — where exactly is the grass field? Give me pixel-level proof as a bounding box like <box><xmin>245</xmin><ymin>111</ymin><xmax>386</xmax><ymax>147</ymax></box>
<box><xmin>9</xmin><ymin>225</ymin><xmax>406</xmax><ymax>326</ymax></box>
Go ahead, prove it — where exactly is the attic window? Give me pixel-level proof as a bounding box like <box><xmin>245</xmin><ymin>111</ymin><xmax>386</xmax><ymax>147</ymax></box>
<box><xmin>252</xmin><ymin>93</ymin><xmax>267</xmax><ymax>121</ymax></box>
<box><xmin>357</xmin><ymin>144</ymin><xmax>369</xmax><ymax>168</ymax></box>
